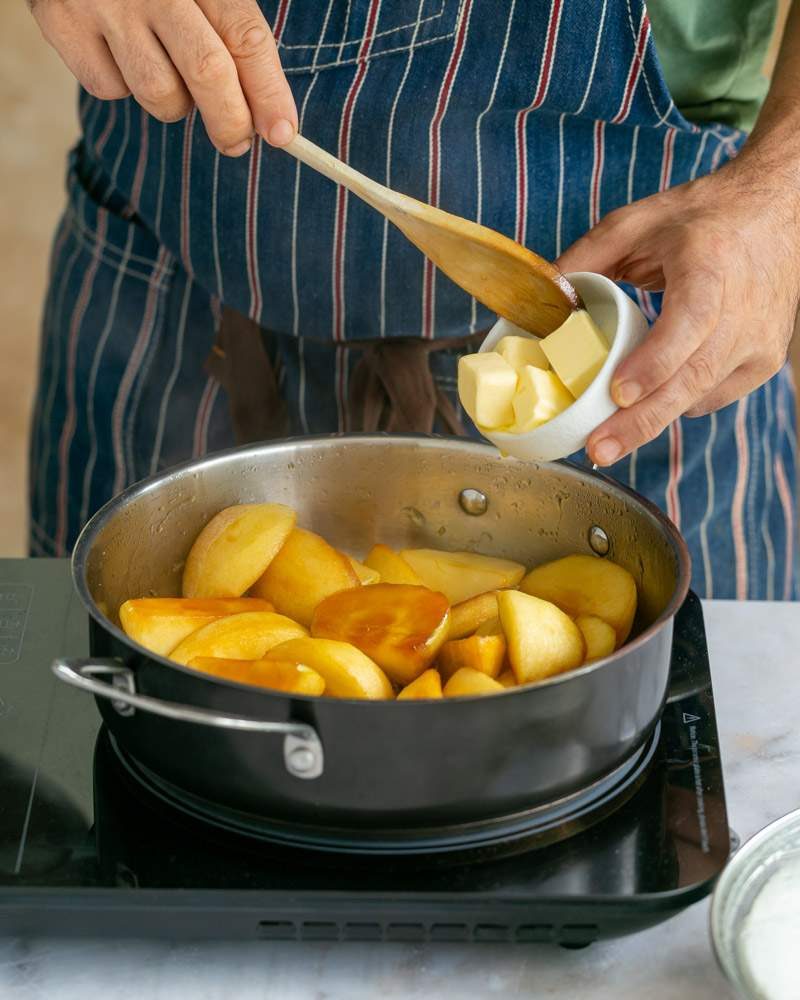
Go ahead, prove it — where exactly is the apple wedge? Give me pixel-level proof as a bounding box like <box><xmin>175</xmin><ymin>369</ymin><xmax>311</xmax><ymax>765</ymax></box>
<box><xmin>520</xmin><ymin>554</ymin><xmax>637</xmax><ymax>645</ymax></box>
<box><xmin>443</xmin><ymin>667</ymin><xmax>505</xmax><ymax>697</ymax></box>
<box><xmin>575</xmin><ymin>615</ymin><xmax>616</xmax><ymax>662</ymax></box>
<box><xmin>119</xmin><ymin>597</ymin><xmax>274</xmax><ymax>657</ymax></box>
<box><xmin>363</xmin><ymin>544</ymin><xmax>423</xmax><ymax>585</ymax></box>
<box><xmin>438</xmin><ymin>634</ymin><xmax>506</xmax><ymax>681</ymax></box>
<box><xmin>168</xmin><ymin>611</ymin><xmax>307</xmax><ymax>666</ymax></box>
<box><xmin>187</xmin><ymin>657</ymin><xmax>325</xmax><ymax>696</ymax></box>
<box><xmin>267</xmin><ymin>637</ymin><xmax>394</xmax><ymax>699</ymax></box>
<box><xmin>347</xmin><ymin>556</ymin><xmax>381</xmax><ymax>585</ymax></box>
<box><xmin>498</xmin><ymin>590</ymin><xmax>585</xmax><ymax>684</ymax></box>
<box><xmin>447</xmin><ymin>591</ymin><xmax>499</xmax><ymax>640</ymax></box>
<box><xmin>310</xmin><ymin>583</ymin><xmax>450</xmax><ymax>686</ymax></box>
<box><xmin>251</xmin><ymin>528</ymin><xmax>360</xmax><ymax>626</ymax></box>
<box><xmin>182</xmin><ymin>503</ymin><xmax>296</xmax><ymax>599</ymax></box>
<box><xmin>400</xmin><ymin>548</ymin><xmax>525</xmax><ymax>604</ymax></box>
<box><xmin>397</xmin><ymin>668</ymin><xmax>443</xmax><ymax>700</ymax></box>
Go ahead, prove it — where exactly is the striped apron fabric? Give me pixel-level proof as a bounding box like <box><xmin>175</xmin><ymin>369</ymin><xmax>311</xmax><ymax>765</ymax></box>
<box><xmin>29</xmin><ymin>0</ymin><xmax>798</xmax><ymax>599</ymax></box>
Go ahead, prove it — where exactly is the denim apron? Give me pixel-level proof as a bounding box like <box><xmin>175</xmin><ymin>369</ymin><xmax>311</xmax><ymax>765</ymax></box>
<box><xmin>30</xmin><ymin>0</ymin><xmax>798</xmax><ymax>599</ymax></box>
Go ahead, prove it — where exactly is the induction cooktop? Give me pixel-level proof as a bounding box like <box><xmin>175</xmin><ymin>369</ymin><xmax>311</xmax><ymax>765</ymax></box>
<box><xmin>0</xmin><ymin>559</ymin><xmax>730</xmax><ymax>946</ymax></box>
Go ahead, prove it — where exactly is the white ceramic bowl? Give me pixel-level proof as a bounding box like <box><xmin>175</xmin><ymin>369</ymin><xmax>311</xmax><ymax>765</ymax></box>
<box><xmin>477</xmin><ymin>272</ymin><xmax>649</xmax><ymax>463</ymax></box>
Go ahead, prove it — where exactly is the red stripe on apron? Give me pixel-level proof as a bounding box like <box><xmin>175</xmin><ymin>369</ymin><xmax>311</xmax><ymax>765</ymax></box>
<box><xmin>335</xmin><ymin>342</ymin><xmax>346</xmax><ymax>432</ymax></box>
<box><xmin>774</xmin><ymin>455</ymin><xmax>795</xmax><ymax>600</ymax></box>
<box><xmin>130</xmin><ymin>106</ymin><xmax>150</xmax><ymax>214</ymax></box>
<box><xmin>272</xmin><ymin>0</ymin><xmax>292</xmax><ymax>43</ymax></box>
<box><xmin>422</xmin><ymin>0</ymin><xmax>475</xmax><ymax>336</ymax></box>
<box><xmin>640</xmin><ymin>289</ymin><xmax>657</xmax><ymax>321</ymax></box>
<box><xmin>332</xmin><ymin>0</ymin><xmax>382</xmax><ymax>431</ymax></box>
<box><xmin>245</xmin><ymin>139</ymin><xmax>263</xmax><ymax>322</ymax></box>
<box><xmin>332</xmin><ymin>0</ymin><xmax>383</xmax><ymax>343</ymax></box>
<box><xmin>93</xmin><ymin>103</ymin><xmax>117</xmax><ymax>159</ymax></box>
<box><xmin>514</xmin><ymin>0</ymin><xmax>563</xmax><ymax>246</ymax></box>
<box><xmin>666</xmin><ymin>421</ymin><xmax>682</xmax><ymax>528</ymax></box>
<box><xmin>180</xmin><ymin>107</ymin><xmax>196</xmax><ymax>272</ymax></box>
<box><xmin>732</xmin><ymin>397</ymin><xmax>750</xmax><ymax>599</ymax></box>
<box><xmin>54</xmin><ymin>214</ymin><xmax>109</xmax><ymax>554</ymax></box>
<box><xmin>610</xmin><ymin>10</ymin><xmax>649</xmax><ymax>125</ymax></box>
<box><xmin>589</xmin><ymin>119</ymin><xmax>605</xmax><ymax>228</ymax></box>
<box><xmin>659</xmin><ymin>127</ymin><xmax>676</xmax><ymax>191</ymax></box>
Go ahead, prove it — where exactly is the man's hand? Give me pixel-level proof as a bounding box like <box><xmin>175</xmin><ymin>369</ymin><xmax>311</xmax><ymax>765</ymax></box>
<box><xmin>558</xmin><ymin>0</ymin><xmax>800</xmax><ymax>468</ymax></box>
<box><xmin>30</xmin><ymin>0</ymin><xmax>297</xmax><ymax>154</ymax></box>
<box><xmin>556</xmin><ymin>155</ymin><xmax>800</xmax><ymax>466</ymax></box>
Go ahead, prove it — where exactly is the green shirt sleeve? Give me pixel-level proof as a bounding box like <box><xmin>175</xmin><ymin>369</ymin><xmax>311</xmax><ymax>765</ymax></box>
<box><xmin>647</xmin><ymin>0</ymin><xmax>778</xmax><ymax>132</ymax></box>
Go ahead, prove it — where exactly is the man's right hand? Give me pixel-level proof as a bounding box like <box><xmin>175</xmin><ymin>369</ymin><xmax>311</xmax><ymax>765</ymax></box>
<box><xmin>29</xmin><ymin>0</ymin><xmax>298</xmax><ymax>154</ymax></box>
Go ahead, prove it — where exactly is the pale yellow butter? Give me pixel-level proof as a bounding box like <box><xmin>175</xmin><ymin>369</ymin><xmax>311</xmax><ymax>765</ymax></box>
<box><xmin>511</xmin><ymin>366</ymin><xmax>574</xmax><ymax>433</ymax></box>
<box><xmin>495</xmin><ymin>335</ymin><xmax>549</xmax><ymax>373</ymax></box>
<box><xmin>540</xmin><ymin>310</ymin><xmax>609</xmax><ymax>398</ymax></box>
<box><xmin>458</xmin><ymin>352</ymin><xmax>518</xmax><ymax>430</ymax></box>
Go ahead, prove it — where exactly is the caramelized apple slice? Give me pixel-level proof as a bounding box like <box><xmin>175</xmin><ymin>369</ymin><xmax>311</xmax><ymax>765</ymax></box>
<box><xmin>443</xmin><ymin>667</ymin><xmax>505</xmax><ymax>697</ymax></box>
<box><xmin>310</xmin><ymin>583</ymin><xmax>450</xmax><ymax>686</ymax></box>
<box><xmin>363</xmin><ymin>544</ymin><xmax>423</xmax><ymax>586</ymax></box>
<box><xmin>169</xmin><ymin>612</ymin><xmax>307</xmax><ymax>666</ymax></box>
<box><xmin>267</xmin><ymin>638</ymin><xmax>393</xmax><ymax>699</ymax></box>
<box><xmin>447</xmin><ymin>591</ymin><xmax>499</xmax><ymax>640</ymax></box>
<box><xmin>498</xmin><ymin>590</ymin><xmax>585</xmax><ymax>684</ymax></box>
<box><xmin>575</xmin><ymin>615</ymin><xmax>616</xmax><ymax>662</ymax></box>
<box><xmin>347</xmin><ymin>556</ymin><xmax>381</xmax><ymax>585</ymax></box>
<box><xmin>183</xmin><ymin>503</ymin><xmax>296</xmax><ymax>598</ymax></box>
<box><xmin>397</xmin><ymin>668</ymin><xmax>443</xmax><ymax>700</ymax></box>
<box><xmin>400</xmin><ymin>548</ymin><xmax>525</xmax><ymax>604</ymax></box>
<box><xmin>251</xmin><ymin>528</ymin><xmax>360</xmax><ymax>626</ymax></box>
<box><xmin>438</xmin><ymin>634</ymin><xmax>506</xmax><ymax>681</ymax></box>
<box><xmin>187</xmin><ymin>657</ymin><xmax>325</xmax><ymax>696</ymax></box>
<box><xmin>520</xmin><ymin>554</ymin><xmax>637</xmax><ymax>645</ymax></box>
<box><xmin>119</xmin><ymin>597</ymin><xmax>274</xmax><ymax>657</ymax></box>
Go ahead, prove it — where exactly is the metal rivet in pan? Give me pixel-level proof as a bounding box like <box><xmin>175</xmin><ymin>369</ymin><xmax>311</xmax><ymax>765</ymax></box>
<box><xmin>588</xmin><ymin>525</ymin><xmax>610</xmax><ymax>556</ymax></box>
<box><xmin>459</xmin><ymin>488</ymin><xmax>488</xmax><ymax>516</ymax></box>
<box><xmin>288</xmin><ymin>747</ymin><xmax>316</xmax><ymax>774</ymax></box>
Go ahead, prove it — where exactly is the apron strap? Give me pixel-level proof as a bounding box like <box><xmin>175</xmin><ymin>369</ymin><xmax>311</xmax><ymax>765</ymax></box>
<box><xmin>206</xmin><ymin>308</ymin><xmax>485</xmax><ymax>443</ymax></box>
<box><xmin>204</xmin><ymin>306</ymin><xmax>288</xmax><ymax>443</ymax></box>
<box><xmin>347</xmin><ymin>333</ymin><xmax>485</xmax><ymax>435</ymax></box>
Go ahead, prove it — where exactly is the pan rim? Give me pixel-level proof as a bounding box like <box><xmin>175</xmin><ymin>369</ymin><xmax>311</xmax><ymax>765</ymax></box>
<box><xmin>71</xmin><ymin>432</ymin><xmax>691</xmax><ymax>707</ymax></box>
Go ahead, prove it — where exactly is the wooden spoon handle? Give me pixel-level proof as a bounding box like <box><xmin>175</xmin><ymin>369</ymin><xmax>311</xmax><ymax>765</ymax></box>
<box><xmin>284</xmin><ymin>134</ymin><xmax>392</xmax><ymax>215</ymax></box>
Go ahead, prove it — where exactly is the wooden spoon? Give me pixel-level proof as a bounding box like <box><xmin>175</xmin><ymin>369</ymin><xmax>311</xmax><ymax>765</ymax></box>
<box><xmin>284</xmin><ymin>134</ymin><xmax>580</xmax><ymax>337</ymax></box>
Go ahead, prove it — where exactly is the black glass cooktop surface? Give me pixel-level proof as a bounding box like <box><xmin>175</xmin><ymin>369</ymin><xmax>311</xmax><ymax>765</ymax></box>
<box><xmin>0</xmin><ymin>560</ymin><xmax>729</xmax><ymax>945</ymax></box>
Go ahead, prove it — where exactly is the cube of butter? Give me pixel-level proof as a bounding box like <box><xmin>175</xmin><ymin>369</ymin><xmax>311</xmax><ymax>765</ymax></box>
<box><xmin>458</xmin><ymin>353</ymin><xmax>518</xmax><ymax>430</ymax></box>
<box><xmin>511</xmin><ymin>366</ymin><xmax>574</xmax><ymax>433</ymax></box>
<box><xmin>495</xmin><ymin>335</ymin><xmax>549</xmax><ymax>373</ymax></box>
<box><xmin>540</xmin><ymin>310</ymin><xmax>609</xmax><ymax>398</ymax></box>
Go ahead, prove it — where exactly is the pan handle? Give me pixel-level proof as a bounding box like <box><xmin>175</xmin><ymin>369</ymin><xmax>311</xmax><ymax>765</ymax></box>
<box><xmin>51</xmin><ymin>659</ymin><xmax>324</xmax><ymax>780</ymax></box>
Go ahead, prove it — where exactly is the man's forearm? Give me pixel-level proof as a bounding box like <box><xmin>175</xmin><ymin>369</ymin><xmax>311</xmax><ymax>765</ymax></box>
<box><xmin>737</xmin><ymin>1</ymin><xmax>800</xmax><ymax>186</ymax></box>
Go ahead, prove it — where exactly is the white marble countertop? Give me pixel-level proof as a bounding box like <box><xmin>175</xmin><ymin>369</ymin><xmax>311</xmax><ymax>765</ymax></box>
<box><xmin>2</xmin><ymin>599</ymin><xmax>798</xmax><ymax>1000</ymax></box>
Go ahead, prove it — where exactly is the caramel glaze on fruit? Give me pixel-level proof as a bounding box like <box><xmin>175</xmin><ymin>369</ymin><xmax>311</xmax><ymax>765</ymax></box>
<box><xmin>311</xmin><ymin>583</ymin><xmax>451</xmax><ymax>687</ymax></box>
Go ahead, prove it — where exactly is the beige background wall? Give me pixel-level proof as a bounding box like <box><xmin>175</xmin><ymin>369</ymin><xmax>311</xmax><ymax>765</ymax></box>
<box><xmin>1</xmin><ymin>4</ymin><xmax>78</xmax><ymax>555</ymax></box>
<box><xmin>0</xmin><ymin>1</ymin><xmax>798</xmax><ymax>557</ymax></box>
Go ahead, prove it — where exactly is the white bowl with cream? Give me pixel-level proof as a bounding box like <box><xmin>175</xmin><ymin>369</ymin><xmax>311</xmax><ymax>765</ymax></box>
<box><xmin>476</xmin><ymin>272</ymin><xmax>649</xmax><ymax>463</ymax></box>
